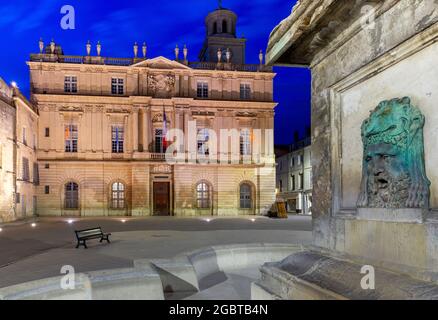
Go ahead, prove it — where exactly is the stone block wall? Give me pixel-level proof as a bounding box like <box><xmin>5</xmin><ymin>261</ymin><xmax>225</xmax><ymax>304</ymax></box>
<box><xmin>0</xmin><ymin>99</ymin><xmax>16</xmax><ymax>222</ymax></box>
<box><xmin>37</xmin><ymin>162</ymin><xmax>275</xmax><ymax>217</ymax></box>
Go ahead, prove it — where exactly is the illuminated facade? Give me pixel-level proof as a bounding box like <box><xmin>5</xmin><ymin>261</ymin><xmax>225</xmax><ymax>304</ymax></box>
<box><xmin>0</xmin><ymin>78</ymin><xmax>39</xmax><ymax>222</ymax></box>
<box><xmin>276</xmin><ymin>137</ymin><xmax>312</xmax><ymax>215</ymax></box>
<box><xmin>24</xmin><ymin>7</ymin><xmax>277</xmax><ymax>218</ymax></box>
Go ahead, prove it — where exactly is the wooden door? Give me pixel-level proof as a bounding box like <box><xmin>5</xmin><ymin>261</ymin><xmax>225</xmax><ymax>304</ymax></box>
<box><xmin>153</xmin><ymin>182</ymin><xmax>170</xmax><ymax>216</ymax></box>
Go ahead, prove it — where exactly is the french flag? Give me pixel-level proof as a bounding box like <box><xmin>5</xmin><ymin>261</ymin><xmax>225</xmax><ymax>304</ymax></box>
<box><xmin>162</xmin><ymin>108</ymin><xmax>167</xmax><ymax>151</ymax></box>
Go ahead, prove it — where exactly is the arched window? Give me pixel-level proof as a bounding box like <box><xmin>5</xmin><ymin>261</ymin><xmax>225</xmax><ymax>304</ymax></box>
<box><xmin>240</xmin><ymin>183</ymin><xmax>252</xmax><ymax>209</ymax></box>
<box><xmin>196</xmin><ymin>182</ymin><xmax>210</xmax><ymax>209</ymax></box>
<box><xmin>65</xmin><ymin>182</ymin><xmax>79</xmax><ymax>209</ymax></box>
<box><xmin>222</xmin><ymin>20</ymin><xmax>228</xmax><ymax>33</ymax></box>
<box><xmin>213</xmin><ymin>22</ymin><xmax>218</xmax><ymax>34</ymax></box>
<box><xmin>112</xmin><ymin>182</ymin><xmax>125</xmax><ymax>209</ymax></box>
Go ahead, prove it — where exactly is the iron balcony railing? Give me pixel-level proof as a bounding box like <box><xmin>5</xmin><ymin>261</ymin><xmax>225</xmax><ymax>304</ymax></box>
<box><xmin>29</xmin><ymin>54</ymin><xmax>273</xmax><ymax>72</ymax></box>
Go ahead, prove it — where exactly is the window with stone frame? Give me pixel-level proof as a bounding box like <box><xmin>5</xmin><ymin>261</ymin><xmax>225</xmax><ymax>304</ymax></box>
<box><xmin>22</xmin><ymin>157</ymin><xmax>29</xmax><ymax>181</ymax></box>
<box><xmin>197</xmin><ymin>81</ymin><xmax>209</xmax><ymax>98</ymax></box>
<box><xmin>64</xmin><ymin>76</ymin><xmax>78</xmax><ymax>93</ymax></box>
<box><xmin>64</xmin><ymin>124</ymin><xmax>78</xmax><ymax>153</ymax></box>
<box><xmin>22</xmin><ymin>127</ymin><xmax>27</xmax><ymax>146</ymax></box>
<box><xmin>297</xmin><ymin>154</ymin><xmax>302</xmax><ymax>166</ymax></box>
<box><xmin>240</xmin><ymin>83</ymin><xmax>251</xmax><ymax>100</ymax></box>
<box><xmin>33</xmin><ymin>162</ymin><xmax>39</xmax><ymax>185</ymax></box>
<box><xmin>197</xmin><ymin>128</ymin><xmax>210</xmax><ymax>155</ymax></box>
<box><xmin>154</xmin><ymin>129</ymin><xmax>164</xmax><ymax>153</ymax></box>
<box><xmin>240</xmin><ymin>183</ymin><xmax>252</xmax><ymax>209</ymax></box>
<box><xmin>111</xmin><ymin>125</ymin><xmax>124</xmax><ymax>153</ymax></box>
<box><xmin>240</xmin><ymin>128</ymin><xmax>251</xmax><ymax>156</ymax></box>
<box><xmin>111</xmin><ymin>78</ymin><xmax>124</xmax><ymax>95</ymax></box>
<box><xmin>111</xmin><ymin>182</ymin><xmax>125</xmax><ymax>209</ymax></box>
<box><xmin>65</xmin><ymin>182</ymin><xmax>79</xmax><ymax>209</ymax></box>
<box><xmin>196</xmin><ymin>182</ymin><xmax>211</xmax><ymax>209</ymax></box>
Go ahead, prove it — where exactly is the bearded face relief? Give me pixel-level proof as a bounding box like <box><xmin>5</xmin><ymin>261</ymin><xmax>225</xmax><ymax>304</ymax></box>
<box><xmin>364</xmin><ymin>142</ymin><xmax>410</xmax><ymax>208</ymax></box>
<box><xmin>357</xmin><ymin>97</ymin><xmax>431</xmax><ymax>209</ymax></box>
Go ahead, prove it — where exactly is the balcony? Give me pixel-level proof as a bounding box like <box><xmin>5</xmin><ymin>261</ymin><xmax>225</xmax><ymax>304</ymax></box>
<box><xmin>148</xmin><ymin>153</ymin><xmax>166</xmax><ymax>161</ymax></box>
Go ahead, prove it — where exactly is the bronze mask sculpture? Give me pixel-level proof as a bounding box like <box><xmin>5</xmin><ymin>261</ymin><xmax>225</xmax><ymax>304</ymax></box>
<box><xmin>357</xmin><ymin>97</ymin><xmax>430</xmax><ymax>209</ymax></box>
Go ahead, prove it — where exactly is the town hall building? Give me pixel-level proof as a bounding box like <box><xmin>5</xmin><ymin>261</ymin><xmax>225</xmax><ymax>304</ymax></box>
<box><xmin>17</xmin><ymin>6</ymin><xmax>277</xmax><ymax>219</ymax></box>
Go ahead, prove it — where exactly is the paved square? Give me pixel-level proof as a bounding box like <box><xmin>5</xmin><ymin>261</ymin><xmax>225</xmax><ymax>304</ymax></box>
<box><xmin>0</xmin><ymin>215</ymin><xmax>311</xmax><ymax>288</ymax></box>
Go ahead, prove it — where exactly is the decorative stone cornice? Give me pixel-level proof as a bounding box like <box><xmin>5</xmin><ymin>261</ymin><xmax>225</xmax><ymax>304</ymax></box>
<box><xmin>58</xmin><ymin>105</ymin><xmax>84</xmax><ymax>113</ymax></box>
<box><xmin>32</xmin><ymin>94</ymin><xmax>277</xmax><ymax>111</ymax></box>
<box><xmin>106</xmin><ymin>107</ymin><xmax>130</xmax><ymax>114</ymax></box>
<box><xmin>235</xmin><ymin>111</ymin><xmax>257</xmax><ymax>118</ymax></box>
<box><xmin>266</xmin><ymin>0</ymin><xmax>390</xmax><ymax>66</ymax></box>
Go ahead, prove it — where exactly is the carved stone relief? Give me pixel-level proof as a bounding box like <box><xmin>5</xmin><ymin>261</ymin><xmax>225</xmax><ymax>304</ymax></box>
<box><xmin>148</xmin><ymin>73</ymin><xmax>176</xmax><ymax>98</ymax></box>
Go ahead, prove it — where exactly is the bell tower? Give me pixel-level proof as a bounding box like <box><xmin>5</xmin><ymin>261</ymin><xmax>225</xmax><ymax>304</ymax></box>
<box><xmin>198</xmin><ymin>2</ymin><xmax>246</xmax><ymax>64</ymax></box>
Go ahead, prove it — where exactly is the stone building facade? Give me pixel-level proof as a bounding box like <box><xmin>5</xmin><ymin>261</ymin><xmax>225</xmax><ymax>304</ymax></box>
<box><xmin>15</xmin><ymin>91</ymin><xmax>39</xmax><ymax>219</ymax></box>
<box><xmin>276</xmin><ymin>137</ymin><xmax>312</xmax><ymax>215</ymax></box>
<box><xmin>0</xmin><ymin>79</ymin><xmax>39</xmax><ymax>222</ymax></box>
<box><xmin>256</xmin><ymin>0</ymin><xmax>438</xmax><ymax>299</ymax></box>
<box><xmin>27</xmin><ymin>7</ymin><xmax>276</xmax><ymax>218</ymax></box>
<box><xmin>0</xmin><ymin>79</ymin><xmax>16</xmax><ymax>222</ymax></box>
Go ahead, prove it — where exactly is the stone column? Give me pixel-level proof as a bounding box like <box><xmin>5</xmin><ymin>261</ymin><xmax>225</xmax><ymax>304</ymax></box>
<box><xmin>183</xmin><ymin>108</ymin><xmax>191</xmax><ymax>157</ymax></box>
<box><xmin>58</xmin><ymin>112</ymin><xmax>64</xmax><ymax>153</ymax></box>
<box><xmin>124</xmin><ymin>115</ymin><xmax>129</xmax><ymax>153</ymax></box>
<box><xmin>78</xmin><ymin>113</ymin><xmax>83</xmax><ymax>153</ymax></box>
<box><xmin>132</xmin><ymin>107</ymin><xmax>139</xmax><ymax>152</ymax></box>
<box><xmin>84</xmin><ymin>107</ymin><xmax>92</xmax><ymax>152</ymax></box>
<box><xmin>143</xmin><ymin>107</ymin><xmax>151</xmax><ymax>152</ymax></box>
<box><xmin>103</xmin><ymin>112</ymin><xmax>110</xmax><ymax>154</ymax></box>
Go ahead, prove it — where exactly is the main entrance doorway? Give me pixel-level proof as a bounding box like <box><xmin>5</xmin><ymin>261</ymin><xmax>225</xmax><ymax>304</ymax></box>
<box><xmin>153</xmin><ymin>182</ymin><xmax>170</xmax><ymax>216</ymax></box>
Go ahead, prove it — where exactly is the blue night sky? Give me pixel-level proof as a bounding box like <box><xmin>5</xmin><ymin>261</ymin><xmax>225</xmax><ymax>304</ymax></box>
<box><xmin>0</xmin><ymin>0</ymin><xmax>310</xmax><ymax>145</ymax></box>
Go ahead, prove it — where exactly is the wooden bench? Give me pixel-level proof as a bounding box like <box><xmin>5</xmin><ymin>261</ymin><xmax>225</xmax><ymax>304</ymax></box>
<box><xmin>75</xmin><ymin>227</ymin><xmax>111</xmax><ymax>249</ymax></box>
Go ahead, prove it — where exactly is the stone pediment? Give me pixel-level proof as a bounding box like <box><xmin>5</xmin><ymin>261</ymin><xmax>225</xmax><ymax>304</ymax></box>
<box><xmin>132</xmin><ymin>56</ymin><xmax>190</xmax><ymax>70</ymax></box>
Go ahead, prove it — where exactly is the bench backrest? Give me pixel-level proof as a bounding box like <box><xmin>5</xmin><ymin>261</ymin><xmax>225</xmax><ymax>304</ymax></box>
<box><xmin>75</xmin><ymin>227</ymin><xmax>103</xmax><ymax>238</ymax></box>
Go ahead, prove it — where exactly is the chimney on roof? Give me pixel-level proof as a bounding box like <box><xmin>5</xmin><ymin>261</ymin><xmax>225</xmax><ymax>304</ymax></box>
<box><xmin>305</xmin><ymin>126</ymin><xmax>311</xmax><ymax>138</ymax></box>
<box><xmin>294</xmin><ymin>131</ymin><xmax>300</xmax><ymax>143</ymax></box>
